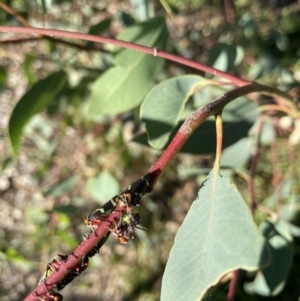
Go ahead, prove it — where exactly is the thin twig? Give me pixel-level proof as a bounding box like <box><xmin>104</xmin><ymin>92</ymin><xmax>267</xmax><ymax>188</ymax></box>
<box><xmin>24</xmin><ymin>209</ymin><xmax>123</xmax><ymax>301</ymax></box>
<box><xmin>259</xmin><ymin>104</ymin><xmax>298</xmax><ymax>118</ymax></box>
<box><xmin>227</xmin><ymin>270</ymin><xmax>239</xmax><ymax>301</ymax></box>
<box><xmin>271</xmin><ymin>137</ymin><xmax>282</xmax><ymax>212</ymax></box>
<box><xmin>0</xmin><ymin>5</ymin><xmax>103</xmax><ymax>52</ymax></box>
<box><xmin>0</xmin><ymin>2</ymin><xmax>31</xmax><ymax>27</ymax></box>
<box><xmin>0</xmin><ymin>25</ymin><xmax>250</xmax><ymax>86</ymax></box>
<box><xmin>1</xmin><ymin>36</ymin><xmax>103</xmax><ymax>51</ymax></box>
<box><xmin>214</xmin><ymin>114</ymin><xmax>223</xmax><ymax>171</ymax></box>
<box><xmin>223</xmin><ymin>0</ymin><xmax>235</xmax><ymax>24</ymax></box>
<box><xmin>0</xmin><ymin>27</ymin><xmax>295</xmax><ymax>106</ymax></box>
<box><xmin>257</xmin><ymin>203</ymin><xmax>278</xmax><ymax>219</ymax></box>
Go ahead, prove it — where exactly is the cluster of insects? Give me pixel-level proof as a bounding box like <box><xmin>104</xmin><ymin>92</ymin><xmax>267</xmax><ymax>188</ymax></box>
<box><xmin>35</xmin><ymin>174</ymin><xmax>152</xmax><ymax>301</ymax></box>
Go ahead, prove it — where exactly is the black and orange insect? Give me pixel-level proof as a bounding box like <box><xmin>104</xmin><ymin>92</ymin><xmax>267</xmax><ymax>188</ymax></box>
<box><xmin>35</xmin><ymin>290</ymin><xmax>63</xmax><ymax>301</ymax></box>
<box><xmin>38</xmin><ymin>255</ymin><xmax>68</xmax><ymax>286</ymax></box>
<box><xmin>110</xmin><ymin>211</ymin><xmax>146</xmax><ymax>244</ymax></box>
<box><xmin>85</xmin><ymin>174</ymin><xmax>151</xmax><ymax>230</ymax></box>
<box><xmin>38</xmin><ymin>254</ymin><xmax>88</xmax><ymax>291</ymax></box>
<box><xmin>81</xmin><ymin>232</ymin><xmax>111</xmax><ymax>258</ymax></box>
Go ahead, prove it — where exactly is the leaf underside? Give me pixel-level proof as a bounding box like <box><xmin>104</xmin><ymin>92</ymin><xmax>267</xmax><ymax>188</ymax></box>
<box><xmin>161</xmin><ymin>169</ymin><xmax>270</xmax><ymax>301</ymax></box>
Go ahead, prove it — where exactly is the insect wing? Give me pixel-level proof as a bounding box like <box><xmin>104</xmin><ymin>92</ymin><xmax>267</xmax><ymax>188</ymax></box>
<box><xmin>122</xmin><ymin>173</ymin><xmax>151</xmax><ymax>206</ymax></box>
<box><xmin>38</xmin><ymin>255</ymin><xmax>68</xmax><ymax>285</ymax></box>
<box><xmin>56</xmin><ymin>256</ymin><xmax>89</xmax><ymax>290</ymax></box>
<box><xmin>88</xmin><ymin>196</ymin><xmax>119</xmax><ymax>219</ymax></box>
<box><xmin>89</xmin><ymin>232</ymin><xmax>111</xmax><ymax>256</ymax></box>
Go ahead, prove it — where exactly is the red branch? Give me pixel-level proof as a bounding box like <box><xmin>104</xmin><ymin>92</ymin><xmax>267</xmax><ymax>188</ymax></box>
<box><xmin>24</xmin><ymin>208</ymin><xmax>124</xmax><ymax>301</ymax></box>
<box><xmin>227</xmin><ymin>270</ymin><xmax>239</xmax><ymax>301</ymax></box>
<box><xmin>22</xmin><ymin>83</ymin><xmax>282</xmax><ymax>301</ymax></box>
<box><xmin>150</xmin><ymin>83</ymin><xmax>283</xmax><ymax>173</ymax></box>
<box><xmin>0</xmin><ymin>25</ymin><xmax>248</xmax><ymax>87</ymax></box>
<box><xmin>1</xmin><ymin>36</ymin><xmax>104</xmax><ymax>51</ymax></box>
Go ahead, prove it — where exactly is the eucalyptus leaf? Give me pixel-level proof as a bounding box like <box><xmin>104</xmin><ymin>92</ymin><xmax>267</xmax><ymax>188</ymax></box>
<box><xmin>87</xmin><ymin>171</ymin><xmax>119</xmax><ymax>204</ymax></box>
<box><xmin>44</xmin><ymin>176</ymin><xmax>79</xmax><ymax>198</ymax></box>
<box><xmin>220</xmin><ymin>137</ymin><xmax>253</xmax><ymax>168</ymax></box>
<box><xmin>9</xmin><ymin>70</ymin><xmax>68</xmax><ymax>155</ymax></box>
<box><xmin>141</xmin><ymin>75</ymin><xmax>205</xmax><ymax>149</ymax></box>
<box><xmin>244</xmin><ymin>222</ymin><xmax>293</xmax><ymax>297</ymax></box>
<box><xmin>161</xmin><ymin>169</ymin><xmax>269</xmax><ymax>301</ymax></box>
<box><xmin>208</xmin><ymin>43</ymin><xmax>238</xmax><ymax>72</ymax></box>
<box><xmin>88</xmin><ymin>17</ymin><xmax>167</xmax><ymax>117</ymax></box>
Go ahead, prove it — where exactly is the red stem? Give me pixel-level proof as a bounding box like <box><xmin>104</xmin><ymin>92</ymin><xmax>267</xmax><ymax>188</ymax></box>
<box><xmin>223</xmin><ymin>0</ymin><xmax>235</xmax><ymax>24</ymax></box>
<box><xmin>0</xmin><ymin>26</ymin><xmax>249</xmax><ymax>87</ymax></box>
<box><xmin>227</xmin><ymin>270</ymin><xmax>239</xmax><ymax>301</ymax></box>
<box><xmin>22</xmin><ymin>83</ymin><xmax>278</xmax><ymax>301</ymax></box>
<box><xmin>271</xmin><ymin>137</ymin><xmax>281</xmax><ymax>211</ymax></box>
<box><xmin>0</xmin><ymin>3</ymin><xmax>107</xmax><ymax>52</ymax></box>
<box><xmin>24</xmin><ymin>209</ymin><xmax>123</xmax><ymax>301</ymax></box>
<box><xmin>150</xmin><ymin>83</ymin><xmax>276</xmax><ymax>175</ymax></box>
<box><xmin>1</xmin><ymin>36</ymin><xmax>105</xmax><ymax>51</ymax></box>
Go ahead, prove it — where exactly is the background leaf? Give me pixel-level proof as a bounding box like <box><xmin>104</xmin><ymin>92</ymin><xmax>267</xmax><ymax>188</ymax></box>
<box><xmin>88</xmin><ymin>16</ymin><xmax>168</xmax><ymax>117</ymax></box>
<box><xmin>208</xmin><ymin>43</ymin><xmax>242</xmax><ymax>72</ymax></box>
<box><xmin>244</xmin><ymin>220</ymin><xmax>293</xmax><ymax>296</ymax></box>
<box><xmin>220</xmin><ymin>137</ymin><xmax>253</xmax><ymax>168</ymax></box>
<box><xmin>87</xmin><ymin>171</ymin><xmax>120</xmax><ymax>204</ymax></box>
<box><xmin>139</xmin><ymin>79</ymin><xmax>258</xmax><ymax>152</ymax></box>
<box><xmin>134</xmin><ymin>118</ymin><xmax>255</xmax><ymax>154</ymax></box>
<box><xmin>8</xmin><ymin>70</ymin><xmax>68</xmax><ymax>155</ymax></box>
<box><xmin>161</xmin><ymin>169</ymin><xmax>270</xmax><ymax>301</ymax></box>
<box><xmin>136</xmin><ymin>97</ymin><xmax>258</xmax><ymax>154</ymax></box>
<box><xmin>141</xmin><ymin>75</ymin><xmax>205</xmax><ymax>149</ymax></box>
<box><xmin>43</xmin><ymin>176</ymin><xmax>79</xmax><ymax>198</ymax></box>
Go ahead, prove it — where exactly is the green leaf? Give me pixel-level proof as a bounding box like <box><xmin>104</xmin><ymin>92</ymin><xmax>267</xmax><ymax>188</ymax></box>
<box><xmin>88</xmin><ymin>17</ymin><xmax>167</xmax><ymax>117</ymax></box>
<box><xmin>24</xmin><ymin>54</ymin><xmax>36</xmax><ymax>84</ymax></box>
<box><xmin>87</xmin><ymin>19</ymin><xmax>112</xmax><ymax>47</ymax></box>
<box><xmin>161</xmin><ymin>169</ymin><xmax>270</xmax><ymax>301</ymax></box>
<box><xmin>244</xmin><ymin>220</ymin><xmax>293</xmax><ymax>296</ymax></box>
<box><xmin>6</xmin><ymin>248</ymin><xmax>33</xmax><ymax>270</ymax></box>
<box><xmin>208</xmin><ymin>43</ymin><xmax>241</xmax><ymax>72</ymax></box>
<box><xmin>141</xmin><ymin>75</ymin><xmax>205</xmax><ymax>149</ymax></box>
<box><xmin>88</xmin><ymin>19</ymin><xmax>112</xmax><ymax>35</ymax></box>
<box><xmin>26</xmin><ymin>207</ymin><xmax>49</xmax><ymax>224</ymax></box>
<box><xmin>263</xmin><ymin>178</ymin><xmax>296</xmax><ymax>210</ymax></box>
<box><xmin>222</xmin><ymin>96</ymin><xmax>258</xmax><ymax>122</ymax></box>
<box><xmin>53</xmin><ymin>205</ymin><xmax>78</xmax><ymax>214</ymax></box>
<box><xmin>134</xmin><ymin>118</ymin><xmax>255</xmax><ymax>154</ymax></box>
<box><xmin>44</xmin><ymin>176</ymin><xmax>79</xmax><ymax>198</ymax></box>
<box><xmin>220</xmin><ymin>137</ymin><xmax>253</xmax><ymax>168</ymax></box>
<box><xmin>248</xmin><ymin>53</ymin><xmax>278</xmax><ymax>80</ymax></box>
<box><xmin>273</xmin><ymin>30</ymin><xmax>289</xmax><ymax>51</ymax></box>
<box><xmin>0</xmin><ymin>66</ymin><xmax>8</xmax><ymax>92</ymax></box>
<box><xmin>8</xmin><ymin>70</ymin><xmax>68</xmax><ymax>155</ymax></box>
<box><xmin>87</xmin><ymin>171</ymin><xmax>119</xmax><ymax>204</ymax></box>
<box><xmin>138</xmin><ymin>83</ymin><xmax>258</xmax><ymax>152</ymax></box>
<box><xmin>257</xmin><ymin>118</ymin><xmax>276</xmax><ymax>145</ymax></box>
<box><xmin>273</xmin><ymin>218</ymin><xmax>293</xmax><ymax>242</ymax></box>
<box><xmin>117</xmin><ymin>11</ymin><xmax>136</xmax><ymax>26</ymax></box>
